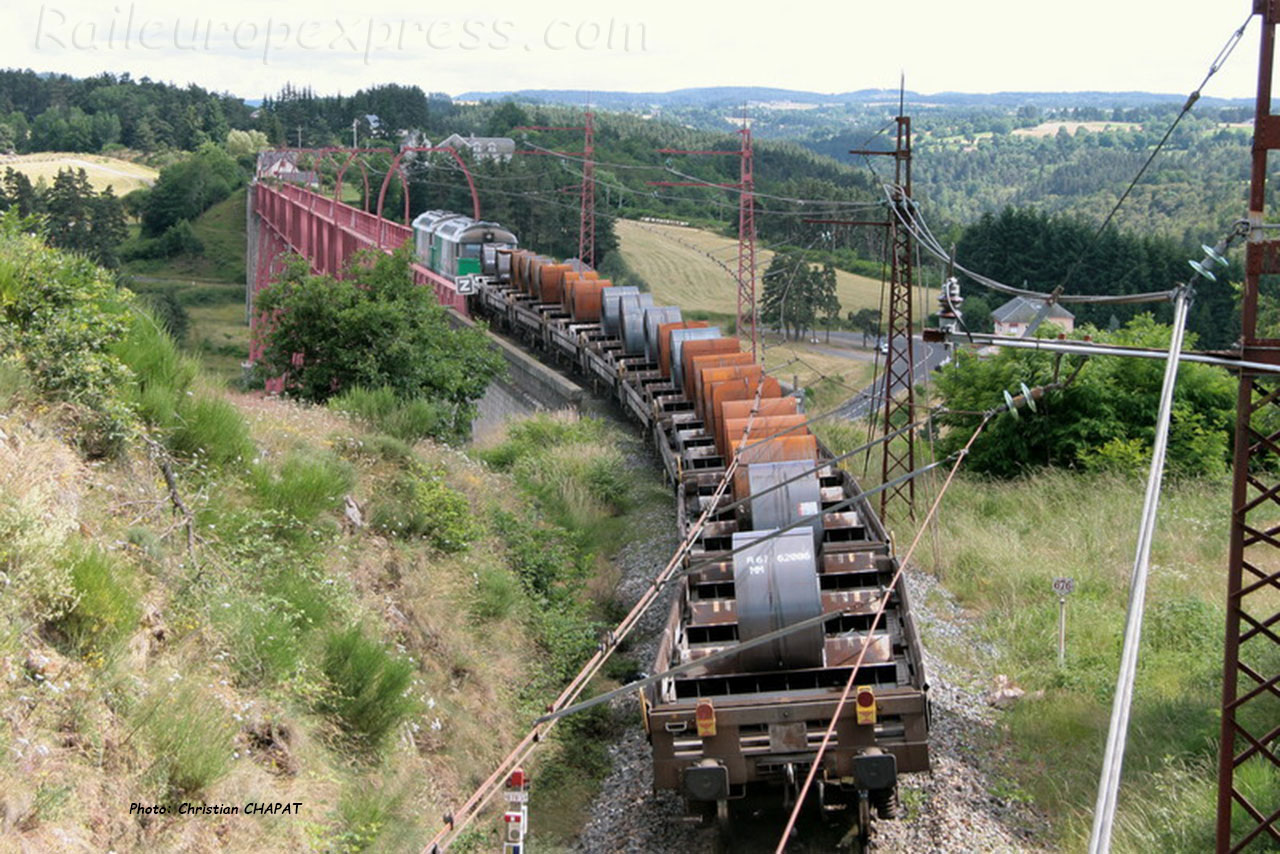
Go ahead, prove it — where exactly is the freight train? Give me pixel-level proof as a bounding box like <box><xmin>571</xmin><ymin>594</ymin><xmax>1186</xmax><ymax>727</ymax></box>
<box><xmin>423</xmin><ymin>219</ymin><xmax>931</xmax><ymax>851</ymax></box>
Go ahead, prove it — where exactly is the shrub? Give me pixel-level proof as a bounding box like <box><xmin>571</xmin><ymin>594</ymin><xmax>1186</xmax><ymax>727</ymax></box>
<box><xmin>139</xmin><ymin>682</ymin><xmax>236</xmax><ymax>797</ymax></box>
<box><xmin>0</xmin><ymin>213</ymin><xmax>136</xmax><ymax>456</ymax></box>
<box><xmin>48</xmin><ymin>545</ymin><xmax>141</xmax><ymax>659</ymax></box>
<box><xmin>534</xmin><ymin>606</ymin><xmax>600</xmax><ymax>683</ymax></box>
<box><xmin>368</xmin><ymin>468</ymin><xmax>477</xmax><ymax>552</ymax></box>
<box><xmin>1080</xmin><ymin>436</ymin><xmax>1149</xmax><ymax>475</ymax></box>
<box><xmin>495</xmin><ymin>511</ymin><xmax>590</xmax><ymax>604</ymax></box>
<box><xmin>250</xmin><ymin>451</ymin><xmax>354</xmax><ymax>525</ymax></box>
<box><xmin>254</xmin><ymin>248</ymin><xmax>504</xmax><ymax>440</ymax></box>
<box><xmin>935</xmin><ymin>314</ymin><xmax>1235</xmax><ymax>477</ymax></box>
<box><xmin>316</xmin><ymin>626</ymin><xmax>418</xmax><ymax>752</ymax></box>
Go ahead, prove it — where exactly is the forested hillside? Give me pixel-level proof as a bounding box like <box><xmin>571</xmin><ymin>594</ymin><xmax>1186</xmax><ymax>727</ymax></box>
<box><xmin>0</xmin><ymin>69</ymin><xmax>1258</xmax><ymax>347</ymax></box>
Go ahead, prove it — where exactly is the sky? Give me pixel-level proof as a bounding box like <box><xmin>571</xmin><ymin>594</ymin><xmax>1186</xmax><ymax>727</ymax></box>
<box><xmin>2</xmin><ymin>1</ymin><xmax>1268</xmax><ymax>102</ymax></box>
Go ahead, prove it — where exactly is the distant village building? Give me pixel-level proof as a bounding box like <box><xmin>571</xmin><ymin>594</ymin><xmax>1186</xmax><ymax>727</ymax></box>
<box><xmin>256</xmin><ymin>151</ymin><xmax>319</xmax><ymax>188</ymax></box>
<box><xmin>992</xmin><ymin>296</ymin><xmax>1075</xmax><ymax>336</ymax></box>
<box><xmin>398</xmin><ymin>130</ymin><xmax>432</xmax><ymax>155</ymax></box>
<box><xmin>438</xmin><ymin>132</ymin><xmax>516</xmax><ymax>162</ymax></box>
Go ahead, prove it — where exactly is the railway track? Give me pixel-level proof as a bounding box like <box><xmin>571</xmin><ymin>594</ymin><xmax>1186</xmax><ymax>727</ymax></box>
<box><xmin>439</xmin><ymin>248</ymin><xmax>932</xmax><ymax>852</ymax></box>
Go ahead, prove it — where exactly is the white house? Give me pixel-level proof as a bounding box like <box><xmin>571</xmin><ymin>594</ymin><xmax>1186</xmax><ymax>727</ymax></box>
<box><xmin>438</xmin><ymin>133</ymin><xmax>516</xmax><ymax>162</ymax></box>
<box><xmin>992</xmin><ymin>296</ymin><xmax>1075</xmax><ymax>337</ymax></box>
<box><xmin>256</xmin><ymin>151</ymin><xmax>319</xmax><ymax>188</ymax></box>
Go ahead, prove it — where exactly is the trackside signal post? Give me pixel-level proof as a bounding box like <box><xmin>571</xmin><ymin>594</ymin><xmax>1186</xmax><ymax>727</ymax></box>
<box><xmin>649</xmin><ymin>113</ymin><xmax>759</xmax><ymax>358</ymax></box>
<box><xmin>1218</xmin><ymin>3</ymin><xmax>1280</xmax><ymax>850</ymax></box>
<box><xmin>502</xmin><ymin>768</ymin><xmax>529</xmax><ymax>853</ymax></box>
<box><xmin>1053</xmin><ymin>577</ymin><xmax>1075</xmax><ymax>668</ymax></box>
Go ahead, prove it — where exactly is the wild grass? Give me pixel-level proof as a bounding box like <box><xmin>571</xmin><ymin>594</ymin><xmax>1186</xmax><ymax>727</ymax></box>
<box><xmin>329</xmin><ymin>386</ymin><xmax>453</xmax><ymax>444</ymax></box>
<box><xmin>114</xmin><ymin>308</ymin><xmax>254</xmax><ymax>468</ymax></box>
<box><xmin>479</xmin><ymin>413</ymin><xmax>632</xmax><ymax>548</ymax></box>
<box><xmin>138</xmin><ymin>681</ymin><xmax>236</xmax><ymax>798</ymax></box>
<box><xmin>0</xmin><ymin>430</ymin><xmax>84</xmax><ymax>625</ymax></box>
<box><xmin>316</xmin><ymin>625</ymin><xmax>418</xmax><ymax>754</ymax></box>
<box><xmin>215</xmin><ymin>595</ymin><xmax>308</xmax><ymax>687</ymax></box>
<box><xmin>469</xmin><ymin>562</ymin><xmax>522</xmax><ymax>623</ymax></box>
<box><xmin>114</xmin><ymin>309</ymin><xmax>199</xmax><ymax>427</ymax></box>
<box><xmin>168</xmin><ymin>394</ymin><xmax>253</xmax><ymax>468</ymax></box>
<box><xmin>48</xmin><ymin>546</ymin><xmax>141</xmax><ymax>660</ymax></box>
<box><xmin>332</xmin><ymin>776</ymin><xmax>420</xmax><ymax>853</ymax></box>
<box><xmin>249</xmin><ymin>450</ymin><xmax>354</xmax><ymax>526</ymax></box>
<box><xmin>0</xmin><ymin>361</ymin><xmax>31</xmax><ymax>408</ymax></box>
<box><xmin>922</xmin><ymin>468</ymin><xmax>1259</xmax><ymax>851</ymax></box>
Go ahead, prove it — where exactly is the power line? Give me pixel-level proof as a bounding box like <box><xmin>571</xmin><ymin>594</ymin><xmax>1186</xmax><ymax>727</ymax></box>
<box><xmin>889</xmin><ymin>187</ymin><xmax>1181</xmax><ymax>306</ymax></box>
<box><xmin>1057</xmin><ymin>13</ymin><xmax>1252</xmax><ymax>293</ymax></box>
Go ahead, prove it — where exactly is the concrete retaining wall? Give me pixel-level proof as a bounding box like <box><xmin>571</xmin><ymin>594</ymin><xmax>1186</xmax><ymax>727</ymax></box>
<box><xmin>446</xmin><ymin>310</ymin><xmax>586</xmax><ymax>441</ymax></box>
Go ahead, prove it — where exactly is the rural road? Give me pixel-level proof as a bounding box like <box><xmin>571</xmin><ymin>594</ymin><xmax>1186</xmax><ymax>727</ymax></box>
<box><xmin>836</xmin><ymin>335</ymin><xmax>949</xmax><ymax>419</ymax></box>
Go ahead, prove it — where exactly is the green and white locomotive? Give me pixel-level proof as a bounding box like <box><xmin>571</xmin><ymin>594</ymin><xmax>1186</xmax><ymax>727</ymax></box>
<box><xmin>411</xmin><ymin>210</ymin><xmax>518</xmax><ymax>285</ymax></box>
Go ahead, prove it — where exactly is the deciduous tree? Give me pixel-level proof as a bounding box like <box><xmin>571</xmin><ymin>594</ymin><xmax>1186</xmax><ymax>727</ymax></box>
<box><xmin>253</xmin><ymin>248</ymin><xmax>506</xmax><ymax>440</ymax></box>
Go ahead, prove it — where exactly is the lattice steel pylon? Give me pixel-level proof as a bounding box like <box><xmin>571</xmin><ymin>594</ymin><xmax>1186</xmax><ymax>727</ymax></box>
<box><xmin>649</xmin><ymin>112</ymin><xmax>759</xmax><ymax>357</ymax></box>
<box><xmin>1217</xmin><ymin>3</ymin><xmax>1280</xmax><ymax>851</ymax></box>
<box><xmin>879</xmin><ymin>115</ymin><xmax>916</xmax><ymax>521</ymax></box>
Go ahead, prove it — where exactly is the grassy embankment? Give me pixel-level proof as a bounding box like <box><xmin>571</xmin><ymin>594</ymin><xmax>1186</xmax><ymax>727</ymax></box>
<box><xmin>900</xmin><ymin>465</ymin><xmax>1277</xmax><ymax>852</ymax></box>
<box><xmin>808</xmin><ymin>362</ymin><xmax>1277</xmax><ymax>852</ymax></box>
<box><xmin>0</xmin><ymin>217</ymin><xmax>671</xmax><ymax>852</ymax></box>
